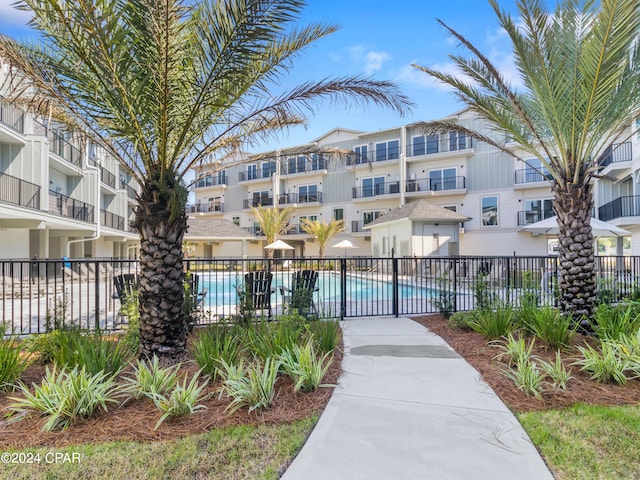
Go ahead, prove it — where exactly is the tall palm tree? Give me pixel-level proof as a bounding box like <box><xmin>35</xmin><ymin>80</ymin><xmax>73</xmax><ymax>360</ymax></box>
<box><xmin>300</xmin><ymin>218</ymin><xmax>344</xmax><ymax>259</ymax></box>
<box><xmin>413</xmin><ymin>0</ymin><xmax>640</xmax><ymax>321</ymax></box>
<box><xmin>0</xmin><ymin>0</ymin><xmax>411</xmax><ymax>358</ymax></box>
<box><xmin>250</xmin><ymin>205</ymin><xmax>294</xmax><ymax>258</ymax></box>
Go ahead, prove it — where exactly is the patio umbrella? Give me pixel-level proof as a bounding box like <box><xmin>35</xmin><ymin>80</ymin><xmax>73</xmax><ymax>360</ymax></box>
<box><xmin>520</xmin><ymin>216</ymin><xmax>630</xmax><ymax>237</ymax></box>
<box><xmin>264</xmin><ymin>239</ymin><xmax>294</xmax><ymax>251</ymax></box>
<box><xmin>331</xmin><ymin>239</ymin><xmax>358</xmax><ymax>256</ymax></box>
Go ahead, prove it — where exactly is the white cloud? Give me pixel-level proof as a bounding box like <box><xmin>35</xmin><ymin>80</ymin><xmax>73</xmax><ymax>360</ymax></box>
<box><xmin>0</xmin><ymin>1</ymin><xmax>32</xmax><ymax>26</ymax></box>
<box><xmin>364</xmin><ymin>51</ymin><xmax>390</xmax><ymax>75</ymax></box>
<box><xmin>397</xmin><ymin>61</ymin><xmax>473</xmax><ymax>93</ymax></box>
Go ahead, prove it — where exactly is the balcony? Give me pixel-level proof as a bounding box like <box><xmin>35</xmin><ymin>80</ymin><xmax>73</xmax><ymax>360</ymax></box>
<box><xmin>194</xmin><ymin>174</ymin><xmax>227</xmax><ymax>188</ymax></box>
<box><xmin>346</xmin><ymin>153</ymin><xmax>398</xmax><ymax>167</ymax></box>
<box><xmin>239</xmin><ymin>167</ymin><xmax>275</xmax><ymax>183</ymax></box>
<box><xmin>0</xmin><ymin>100</ymin><xmax>25</xmax><ymax>134</ymax></box>
<box><xmin>351</xmin><ymin>220</ymin><xmax>376</xmax><ymax>233</ymax></box>
<box><xmin>243</xmin><ymin>197</ymin><xmax>274</xmax><ymax>209</ymax></box>
<box><xmin>243</xmin><ymin>225</ymin><xmax>263</xmax><ymax>236</ymax></box>
<box><xmin>599</xmin><ymin>195</ymin><xmax>640</xmax><ymax>222</ymax></box>
<box><xmin>407</xmin><ymin>135</ymin><xmax>473</xmax><ymax>159</ymax></box>
<box><xmin>0</xmin><ymin>173</ymin><xmax>40</xmax><ymax>210</ymax></box>
<box><xmin>49</xmin><ymin>190</ymin><xmax>94</xmax><ymax>223</ymax></box>
<box><xmin>282</xmin><ymin>157</ymin><xmax>327</xmax><ymax>175</ymax></box>
<box><xmin>352</xmin><ymin>181</ymin><xmax>400</xmax><ymax>200</ymax></box>
<box><xmin>517</xmin><ymin>210</ymin><xmax>554</xmax><ymax>226</ymax></box>
<box><xmin>405</xmin><ymin>176</ymin><xmax>466</xmax><ymax>194</ymax></box>
<box><xmin>598</xmin><ymin>142</ymin><xmax>632</xmax><ymax>177</ymax></box>
<box><xmin>186</xmin><ymin>203</ymin><xmax>224</xmax><ymax>214</ymax></box>
<box><xmin>48</xmin><ymin>130</ymin><xmax>82</xmax><ymax>169</ymax></box>
<box><xmin>100</xmin><ymin>166</ymin><xmax>116</xmax><ymax>189</ymax></box>
<box><xmin>284</xmin><ymin>223</ymin><xmax>303</xmax><ymax>235</ymax></box>
<box><xmin>514</xmin><ymin>168</ymin><xmax>553</xmax><ymax>186</ymax></box>
<box><xmin>278</xmin><ymin>192</ymin><xmax>323</xmax><ymax>205</ymax></box>
<box><xmin>101</xmin><ymin>209</ymin><xmax>125</xmax><ymax>230</ymax></box>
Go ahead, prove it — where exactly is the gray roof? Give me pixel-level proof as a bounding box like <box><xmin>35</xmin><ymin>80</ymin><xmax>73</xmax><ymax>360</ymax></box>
<box><xmin>185</xmin><ymin>218</ymin><xmax>254</xmax><ymax>239</ymax></box>
<box><xmin>364</xmin><ymin>200</ymin><xmax>471</xmax><ymax>229</ymax></box>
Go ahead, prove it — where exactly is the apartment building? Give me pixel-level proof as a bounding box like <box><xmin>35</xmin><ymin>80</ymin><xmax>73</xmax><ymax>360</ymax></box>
<box><xmin>0</xmin><ymin>95</ymin><xmax>139</xmax><ymax>260</ymax></box>
<box><xmin>191</xmin><ymin>109</ymin><xmax>620</xmax><ymax>258</ymax></box>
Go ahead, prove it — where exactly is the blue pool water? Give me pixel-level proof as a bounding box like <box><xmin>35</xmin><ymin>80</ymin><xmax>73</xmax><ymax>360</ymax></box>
<box><xmin>200</xmin><ymin>271</ymin><xmax>433</xmax><ymax>306</ymax></box>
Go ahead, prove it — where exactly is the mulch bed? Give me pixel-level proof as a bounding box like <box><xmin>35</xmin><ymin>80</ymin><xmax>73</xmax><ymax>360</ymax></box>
<box><xmin>411</xmin><ymin>314</ymin><xmax>640</xmax><ymax>413</ymax></box>
<box><xmin>0</xmin><ymin>339</ymin><xmax>342</xmax><ymax>449</ymax></box>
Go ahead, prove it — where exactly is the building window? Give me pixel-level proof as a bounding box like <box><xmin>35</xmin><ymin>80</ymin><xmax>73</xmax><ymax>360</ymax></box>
<box><xmin>251</xmin><ymin>190</ymin><xmax>270</xmax><ymax>207</ymax></box>
<box><xmin>363</xmin><ymin>210</ymin><xmax>385</xmax><ymax>225</ymax></box>
<box><xmin>426</xmin><ymin>134</ymin><xmax>439</xmax><ymax>154</ymax></box>
<box><xmin>362</xmin><ymin>176</ymin><xmax>385</xmax><ymax>197</ymax></box>
<box><xmin>261</xmin><ymin>161</ymin><xmax>275</xmax><ymax>178</ymax></box>
<box><xmin>247</xmin><ymin>164</ymin><xmax>257</xmax><ymax>180</ymax></box>
<box><xmin>523</xmin><ymin>199</ymin><xmax>553</xmax><ymax>224</ymax></box>
<box><xmin>481</xmin><ymin>196</ymin><xmax>498</xmax><ymax>226</ymax></box>
<box><xmin>333</xmin><ymin>208</ymin><xmax>344</xmax><ymax>221</ymax></box>
<box><xmin>443</xmin><ymin>205</ymin><xmax>458</xmax><ymax>212</ymax></box>
<box><xmin>449</xmin><ymin>132</ymin><xmax>467</xmax><ymax>151</ymax></box>
<box><xmin>429</xmin><ymin>168</ymin><xmax>457</xmax><ymax>190</ymax></box>
<box><xmin>299</xmin><ymin>214</ymin><xmax>318</xmax><ymax>224</ymax></box>
<box><xmin>374</xmin><ymin>140</ymin><xmax>399</xmax><ymax>161</ymax></box>
<box><xmin>217</xmin><ymin>170</ymin><xmax>226</xmax><ymax>184</ymax></box>
<box><xmin>523</xmin><ymin>158</ymin><xmax>549</xmax><ymax>182</ymax></box>
<box><xmin>354</xmin><ymin>145</ymin><xmax>368</xmax><ymax>164</ymax></box>
<box><xmin>299</xmin><ymin>184</ymin><xmax>318</xmax><ymax>203</ymax></box>
<box><xmin>412</xmin><ymin>135</ymin><xmax>425</xmax><ymax>156</ymax></box>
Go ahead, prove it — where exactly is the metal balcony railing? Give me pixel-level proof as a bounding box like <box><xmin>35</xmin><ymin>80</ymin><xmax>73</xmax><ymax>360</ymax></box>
<box><xmin>100</xmin><ymin>166</ymin><xmax>116</xmax><ymax>188</ymax></box>
<box><xmin>243</xmin><ymin>197</ymin><xmax>274</xmax><ymax>209</ymax></box>
<box><xmin>48</xmin><ymin>130</ymin><xmax>82</xmax><ymax>168</ymax></box>
<box><xmin>299</xmin><ymin>191</ymin><xmax>323</xmax><ymax>204</ymax></box>
<box><xmin>284</xmin><ymin>223</ymin><xmax>302</xmax><ymax>235</ymax></box>
<box><xmin>48</xmin><ymin>190</ymin><xmax>94</xmax><ymax>223</ymax></box>
<box><xmin>598</xmin><ymin>142</ymin><xmax>632</xmax><ymax>168</ymax></box>
<box><xmin>186</xmin><ymin>203</ymin><xmax>224</xmax><ymax>213</ymax></box>
<box><xmin>517</xmin><ymin>210</ymin><xmax>555</xmax><ymax>225</ymax></box>
<box><xmin>0</xmin><ymin>100</ymin><xmax>25</xmax><ymax>133</ymax></box>
<box><xmin>407</xmin><ymin>135</ymin><xmax>473</xmax><ymax>157</ymax></box>
<box><xmin>599</xmin><ymin>195</ymin><xmax>640</xmax><ymax>221</ymax></box>
<box><xmin>282</xmin><ymin>157</ymin><xmax>327</xmax><ymax>174</ymax></box>
<box><xmin>101</xmin><ymin>209</ymin><xmax>125</xmax><ymax>230</ymax></box>
<box><xmin>352</xmin><ymin>182</ymin><xmax>401</xmax><ymax>199</ymax></box>
<box><xmin>194</xmin><ymin>174</ymin><xmax>227</xmax><ymax>188</ymax></box>
<box><xmin>239</xmin><ymin>166</ymin><xmax>275</xmax><ymax>182</ymax></box>
<box><xmin>0</xmin><ymin>172</ymin><xmax>40</xmax><ymax>209</ymax></box>
<box><xmin>514</xmin><ymin>168</ymin><xmax>552</xmax><ymax>184</ymax></box>
<box><xmin>278</xmin><ymin>193</ymin><xmax>298</xmax><ymax>205</ymax></box>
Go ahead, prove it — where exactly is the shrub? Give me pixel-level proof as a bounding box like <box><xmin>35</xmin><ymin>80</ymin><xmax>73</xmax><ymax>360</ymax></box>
<box><xmin>447</xmin><ymin>311</ymin><xmax>476</xmax><ymax>331</ymax></box>
<box><xmin>152</xmin><ymin>371</ymin><xmax>208</xmax><ymax>429</ymax></box>
<box><xmin>493</xmin><ymin>333</ymin><xmax>535</xmax><ymax>367</ymax></box>
<box><xmin>501</xmin><ymin>357</ymin><xmax>545</xmax><ymax>399</ymax></box>
<box><xmin>468</xmin><ymin>304</ymin><xmax>516</xmax><ymax>339</ymax></box>
<box><xmin>305</xmin><ymin>320</ymin><xmax>340</xmax><ymax>353</ymax></box>
<box><xmin>433</xmin><ymin>275</ymin><xmax>456</xmax><ymax>318</ymax></box>
<box><xmin>0</xmin><ymin>324</ymin><xmax>30</xmax><ymax>392</ymax></box>
<box><xmin>594</xmin><ymin>302</ymin><xmax>640</xmax><ymax>341</ymax></box>
<box><xmin>50</xmin><ymin>329</ymin><xmax>134</xmax><ymax>376</ymax></box>
<box><xmin>124</xmin><ymin>355</ymin><xmax>180</xmax><ymax>400</ymax></box>
<box><xmin>523</xmin><ymin>306</ymin><xmax>576</xmax><ymax>349</ymax></box>
<box><xmin>218</xmin><ymin>358</ymin><xmax>281</xmax><ymax>413</ymax></box>
<box><xmin>574</xmin><ymin>342</ymin><xmax>630</xmax><ymax>385</ymax></box>
<box><xmin>191</xmin><ymin>325</ymin><xmax>241</xmax><ymax>382</ymax></box>
<box><xmin>472</xmin><ymin>272</ymin><xmax>497</xmax><ymax>311</ymax></box>
<box><xmin>279</xmin><ymin>342</ymin><xmax>333</xmax><ymax>393</ymax></box>
<box><xmin>539</xmin><ymin>351</ymin><xmax>572</xmax><ymax>390</ymax></box>
<box><xmin>10</xmin><ymin>366</ymin><xmax>124</xmax><ymax>431</ymax></box>
<box><xmin>23</xmin><ymin>328</ymin><xmax>70</xmax><ymax>364</ymax></box>
<box><xmin>244</xmin><ymin>319</ymin><xmax>304</xmax><ymax>360</ymax></box>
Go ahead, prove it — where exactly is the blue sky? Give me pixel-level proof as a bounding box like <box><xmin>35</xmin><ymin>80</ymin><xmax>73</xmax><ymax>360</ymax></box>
<box><xmin>0</xmin><ymin>0</ymin><xmax>523</xmax><ymax>153</ymax></box>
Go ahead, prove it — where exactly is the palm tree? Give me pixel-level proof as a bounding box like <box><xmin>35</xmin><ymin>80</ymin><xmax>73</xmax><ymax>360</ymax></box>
<box><xmin>0</xmin><ymin>0</ymin><xmax>411</xmax><ymax>358</ymax></box>
<box><xmin>300</xmin><ymin>218</ymin><xmax>344</xmax><ymax>259</ymax></box>
<box><xmin>250</xmin><ymin>205</ymin><xmax>294</xmax><ymax>259</ymax></box>
<box><xmin>413</xmin><ymin>0</ymin><xmax>640</xmax><ymax>321</ymax></box>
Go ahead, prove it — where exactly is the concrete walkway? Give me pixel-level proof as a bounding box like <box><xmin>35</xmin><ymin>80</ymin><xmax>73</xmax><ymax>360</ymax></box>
<box><xmin>282</xmin><ymin>316</ymin><xmax>554</xmax><ymax>480</ymax></box>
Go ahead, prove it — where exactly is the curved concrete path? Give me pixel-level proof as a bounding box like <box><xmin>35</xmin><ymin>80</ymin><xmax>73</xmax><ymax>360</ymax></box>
<box><xmin>282</xmin><ymin>316</ymin><xmax>554</xmax><ymax>480</ymax></box>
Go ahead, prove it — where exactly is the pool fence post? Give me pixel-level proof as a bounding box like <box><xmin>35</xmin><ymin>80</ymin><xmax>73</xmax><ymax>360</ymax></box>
<box><xmin>392</xmin><ymin>256</ymin><xmax>399</xmax><ymax>317</ymax></box>
<box><xmin>340</xmin><ymin>258</ymin><xmax>347</xmax><ymax>320</ymax></box>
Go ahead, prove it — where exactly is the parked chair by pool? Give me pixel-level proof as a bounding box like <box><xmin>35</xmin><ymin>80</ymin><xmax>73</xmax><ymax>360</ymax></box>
<box><xmin>239</xmin><ymin>271</ymin><xmax>274</xmax><ymax>319</ymax></box>
<box><xmin>280</xmin><ymin>269</ymin><xmax>319</xmax><ymax>317</ymax></box>
<box><xmin>112</xmin><ymin>273</ymin><xmax>138</xmax><ymax>322</ymax></box>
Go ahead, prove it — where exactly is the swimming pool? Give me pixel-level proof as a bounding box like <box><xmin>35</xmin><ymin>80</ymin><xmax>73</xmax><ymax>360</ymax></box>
<box><xmin>199</xmin><ymin>270</ymin><xmax>436</xmax><ymax>312</ymax></box>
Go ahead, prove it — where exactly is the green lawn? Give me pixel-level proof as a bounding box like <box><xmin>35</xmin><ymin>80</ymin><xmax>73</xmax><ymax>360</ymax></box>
<box><xmin>519</xmin><ymin>404</ymin><xmax>640</xmax><ymax>479</ymax></box>
<box><xmin>0</xmin><ymin>417</ymin><xmax>316</xmax><ymax>480</ymax></box>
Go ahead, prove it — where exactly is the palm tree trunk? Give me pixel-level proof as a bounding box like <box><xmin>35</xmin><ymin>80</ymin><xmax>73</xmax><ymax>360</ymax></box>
<box><xmin>134</xmin><ymin>172</ymin><xmax>189</xmax><ymax>359</ymax></box>
<box><xmin>553</xmin><ymin>180</ymin><xmax>596</xmax><ymax>321</ymax></box>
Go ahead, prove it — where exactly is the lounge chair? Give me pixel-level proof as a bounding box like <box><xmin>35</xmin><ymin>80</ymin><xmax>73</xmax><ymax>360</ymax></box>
<box><xmin>280</xmin><ymin>269</ymin><xmax>319</xmax><ymax>317</ymax></box>
<box><xmin>112</xmin><ymin>273</ymin><xmax>138</xmax><ymax>322</ymax></box>
<box><xmin>239</xmin><ymin>271</ymin><xmax>274</xmax><ymax>319</ymax></box>
<box><xmin>185</xmin><ymin>272</ymin><xmax>208</xmax><ymax>315</ymax></box>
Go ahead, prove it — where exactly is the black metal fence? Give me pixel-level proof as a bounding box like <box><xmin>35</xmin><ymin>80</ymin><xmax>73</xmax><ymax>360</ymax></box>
<box><xmin>2</xmin><ymin>255</ymin><xmax>639</xmax><ymax>335</ymax></box>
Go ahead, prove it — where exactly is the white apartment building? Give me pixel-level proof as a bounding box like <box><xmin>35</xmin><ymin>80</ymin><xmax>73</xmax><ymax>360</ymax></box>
<box><xmin>0</xmin><ymin>96</ymin><xmax>139</xmax><ymax>260</ymax></box>
<box><xmin>190</xmin><ymin>109</ymin><xmax>636</xmax><ymax>259</ymax></box>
